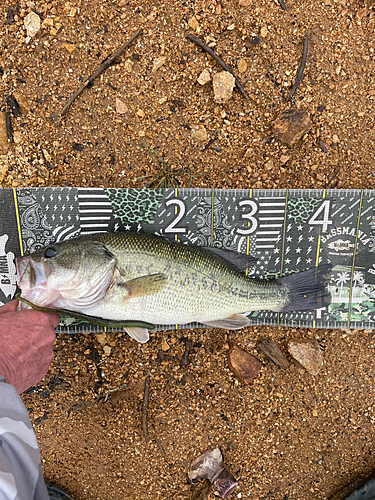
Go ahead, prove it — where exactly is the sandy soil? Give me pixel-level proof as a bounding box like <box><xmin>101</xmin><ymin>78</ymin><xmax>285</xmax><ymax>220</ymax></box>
<box><xmin>1</xmin><ymin>0</ymin><xmax>375</xmax><ymax>499</ymax></box>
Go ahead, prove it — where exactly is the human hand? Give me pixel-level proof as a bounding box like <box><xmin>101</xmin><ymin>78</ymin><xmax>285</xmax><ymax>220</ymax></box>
<box><xmin>0</xmin><ymin>300</ymin><xmax>60</xmax><ymax>394</ymax></box>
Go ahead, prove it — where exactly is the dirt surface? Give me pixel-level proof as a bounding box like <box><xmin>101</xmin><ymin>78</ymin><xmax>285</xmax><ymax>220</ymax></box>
<box><xmin>1</xmin><ymin>0</ymin><xmax>375</xmax><ymax>499</ymax></box>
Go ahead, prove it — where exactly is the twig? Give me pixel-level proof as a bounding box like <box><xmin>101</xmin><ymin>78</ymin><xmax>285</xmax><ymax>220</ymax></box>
<box><xmin>61</xmin><ymin>28</ymin><xmax>143</xmax><ymax>116</ymax></box>
<box><xmin>324</xmin><ymin>168</ymin><xmax>340</xmax><ymax>189</ymax></box>
<box><xmin>4</xmin><ymin>108</ymin><xmax>12</xmax><ymax>141</ymax></box>
<box><xmin>186</xmin><ymin>34</ymin><xmax>249</xmax><ymax>100</ymax></box>
<box><xmin>154</xmin><ymin>436</ymin><xmax>167</xmax><ymax>459</ymax></box>
<box><xmin>277</xmin><ymin>0</ymin><xmax>287</xmax><ymax>10</ymax></box>
<box><xmin>289</xmin><ymin>29</ymin><xmax>309</xmax><ymax>99</ymax></box>
<box><xmin>180</xmin><ymin>340</ymin><xmax>192</xmax><ymax>367</ymax></box>
<box><xmin>142</xmin><ymin>374</ymin><xmax>151</xmax><ymax>443</ymax></box>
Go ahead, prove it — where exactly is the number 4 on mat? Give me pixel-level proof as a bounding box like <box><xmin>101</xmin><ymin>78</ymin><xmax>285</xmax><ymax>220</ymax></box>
<box><xmin>308</xmin><ymin>200</ymin><xmax>332</xmax><ymax>233</ymax></box>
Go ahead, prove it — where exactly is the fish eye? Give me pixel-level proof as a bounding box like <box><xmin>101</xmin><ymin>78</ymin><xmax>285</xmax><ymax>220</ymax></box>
<box><xmin>44</xmin><ymin>245</ymin><xmax>59</xmax><ymax>258</ymax></box>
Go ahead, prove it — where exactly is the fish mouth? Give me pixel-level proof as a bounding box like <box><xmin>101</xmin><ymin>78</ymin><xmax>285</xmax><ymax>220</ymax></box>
<box><xmin>16</xmin><ymin>256</ymin><xmax>56</xmax><ymax>308</ymax></box>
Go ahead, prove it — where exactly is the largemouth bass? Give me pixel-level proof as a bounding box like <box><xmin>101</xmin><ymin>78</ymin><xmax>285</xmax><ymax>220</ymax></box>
<box><xmin>16</xmin><ymin>232</ymin><xmax>331</xmax><ymax>343</ymax></box>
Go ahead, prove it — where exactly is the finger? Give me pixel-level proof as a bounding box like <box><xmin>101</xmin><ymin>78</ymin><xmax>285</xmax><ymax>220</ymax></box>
<box><xmin>46</xmin><ymin>313</ymin><xmax>61</xmax><ymax>328</ymax></box>
<box><xmin>0</xmin><ymin>300</ymin><xmax>19</xmax><ymax>314</ymax></box>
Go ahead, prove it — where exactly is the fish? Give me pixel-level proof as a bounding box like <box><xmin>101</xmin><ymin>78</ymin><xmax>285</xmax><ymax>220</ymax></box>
<box><xmin>16</xmin><ymin>232</ymin><xmax>332</xmax><ymax>343</ymax></box>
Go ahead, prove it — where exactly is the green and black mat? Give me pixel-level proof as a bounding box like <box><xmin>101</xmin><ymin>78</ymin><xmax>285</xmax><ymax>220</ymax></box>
<box><xmin>0</xmin><ymin>187</ymin><xmax>374</xmax><ymax>333</ymax></box>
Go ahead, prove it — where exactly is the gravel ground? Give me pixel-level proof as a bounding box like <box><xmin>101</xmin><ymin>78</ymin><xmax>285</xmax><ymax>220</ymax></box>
<box><xmin>1</xmin><ymin>0</ymin><xmax>375</xmax><ymax>499</ymax></box>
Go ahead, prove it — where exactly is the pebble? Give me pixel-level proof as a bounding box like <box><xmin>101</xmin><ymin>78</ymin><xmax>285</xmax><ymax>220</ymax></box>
<box><xmin>152</xmin><ymin>56</ymin><xmax>167</xmax><ymax>73</ymax></box>
<box><xmin>161</xmin><ymin>340</ymin><xmax>170</xmax><ymax>351</ymax></box>
<box><xmin>212</xmin><ymin>71</ymin><xmax>236</xmax><ymax>103</ymax></box>
<box><xmin>227</xmin><ymin>345</ymin><xmax>262</xmax><ymax>384</ymax></box>
<box><xmin>115</xmin><ymin>98</ymin><xmax>128</xmax><ymax>114</ymax></box>
<box><xmin>238</xmin><ymin>59</ymin><xmax>247</xmax><ymax>74</ymax></box>
<box><xmin>191</xmin><ymin>124</ymin><xmax>208</xmax><ymax>141</ymax></box>
<box><xmin>103</xmin><ymin>345</ymin><xmax>111</xmax><ymax>356</ymax></box>
<box><xmin>279</xmin><ymin>154</ymin><xmax>290</xmax><ymax>165</ymax></box>
<box><xmin>13</xmin><ymin>92</ymin><xmax>30</xmax><ymax>114</ymax></box>
<box><xmin>41</xmin><ymin>18</ymin><xmax>54</xmax><ymax>28</ymax></box>
<box><xmin>0</xmin><ymin>156</ymin><xmax>8</xmax><ymax>183</ymax></box>
<box><xmin>260</xmin><ymin>27</ymin><xmax>268</xmax><ymax>39</ymax></box>
<box><xmin>24</xmin><ymin>11</ymin><xmax>41</xmax><ymax>38</ymax></box>
<box><xmin>239</xmin><ymin>0</ymin><xmax>251</xmax><ymax>5</ymax></box>
<box><xmin>136</xmin><ymin>109</ymin><xmax>145</xmax><ymax>118</ymax></box>
<box><xmin>257</xmin><ymin>338</ymin><xmax>290</xmax><ymax>369</ymax></box>
<box><xmin>197</xmin><ymin>69</ymin><xmax>211</xmax><ymax>86</ymax></box>
<box><xmin>273</xmin><ymin>109</ymin><xmax>313</xmax><ymax>146</ymax></box>
<box><xmin>288</xmin><ymin>340</ymin><xmax>324</xmax><ymax>375</ymax></box>
<box><xmin>124</xmin><ymin>59</ymin><xmax>133</xmax><ymax>72</ymax></box>
<box><xmin>97</xmin><ymin>333</ymin><xmax>107</xmax><ymax>345</ymax></box>
<box><xmin>332</xmin><ymin>134</ymin><xmax>340</xmax><ymax>143</ymax></box>
<box><xmin>61</xmin><ymin>42</ymin><xmax>76</xmax><ymax>53</ymax></box>
<box><xmin>188</xmin><ymin>16</ymin><xmax>200</xmax><ymax>33</ymax></box>
<box><xmin>0</xmin><ymin>113</ymin><xmax>9</xmax><ymax>155</ymax></box>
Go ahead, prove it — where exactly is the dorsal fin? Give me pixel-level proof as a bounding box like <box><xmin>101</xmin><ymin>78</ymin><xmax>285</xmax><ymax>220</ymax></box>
<box><xmin>203</xmin><ymin>247</ymin><xmax>257</xmax><ymax>273</ymax></box>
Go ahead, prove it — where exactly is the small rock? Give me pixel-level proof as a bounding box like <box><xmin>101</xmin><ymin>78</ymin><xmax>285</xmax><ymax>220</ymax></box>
<box><xmin>13</xmin><ymin>131</ymin><xmax>22</xmax><ymax>144</ymax></box>
<box><xmin>42</xmin><ymin>149</ymin><xmax>51</xmax><ymax>162</ymax></box>
<box><xmin>197</xmin><ymin>69</ymin><xmax>211</xmax><ymax>85</ymax></box>
<box><xmin>332</xmin><ymin>134</ymin><xmax>339</xmax><ymax>144</ymax></box>
<box><xmin>0</xmin><ymin>113</ymin><xmax>9</xmax><ymax>155</ymax></box>
<box><xmin>103</xmin><ymin>345</ymin><xmax>111</xmax><ymax>356</ymax></box>
<box><xmin>161</xmin><ymin>340</ymin><xmax>170</xmax><ymax>351</ymax></box>
<box><xmin>61</xmin><ymin>42</ymin><xmax>76</xmax><ymax>53</ymax></box>
<box><xmin>265</xmin><ymin>159</ymin><xmax>274</xmax><ymax>170</ymax></box>
<box><xmin>97</xmin><ymin>333</ymin><xmax>107</xmax><ymax>345</ymax></box>
<box><xmin>191</xmin><ymin>124</ymin><xmax>208</xmax><ymax>141</ymax></box>
<box><xmin>239</xmin><ymin>0</ymin><xmax>251</xmax><ymax>5</ymax></box>
<box><xmin>212</xmin><ymin>71</ymin><xmax>236</xmax><ymax>103</ymax></box>
<box><xmin>279</xmin><ymin>154</ymin><xmax>290</xmax><ymax>165</ymax></box>
<box><xmin>115</xmin><ymin>98</ymin><xmax>127</xmax><ymax>114</ymax></box>
<box><xmin>41</xmin><ymin>17</ymin><xmax>54</xmax><ymax>28</ymax></box>
<box><xmin>227</xmin><ymin>345</ymin><xmax>262</xmax><ymax>384</ymax></box>
<box><xmin>124</xmin><ymin>59</ymin><xmax>133</xmax><ymax>72</ymax></box>
<box><xmin>24</xmin><ymin>11</ymin><xmax>41</xmax><ymax>38</ymax></box>
<box><xmin>13</xmin><ymin>92</ymin><xmax>30</xmax><ymax>114</ymax></box>
<box><xmin>288</xmin><ymin>340</ymin><xmax>324</xmax><ymax>375</ymax></box>
<box><xmin>260</xmin><ymin>26</ymin><xmax>268</xmax><ymax>38</ymax></box>
<box><xmin>63</xmin><ymin>4</ymin><xmax>77</xmax><ymax>16</ymax></box>
<box><xmin>215</xmin><ymin>4</ymin><xmax>222</xmax><ymax>14</ymax></box>
<box><xmin>0</xmin><ymin>157</ymin><xmax>8</xmax><ymax>183</ymax></box>
<box><xmin>273</xmin><ymin>109</ymin><xmax>313</xmax><ymax>146</ymax></box>
<box><xmin>238</xmin><ymin>58</ymin><xmax>247</xmax><ymax>74</ymax></box>
<box><xmin>158</xmin><ymin>96</ymin><xmax>168</xmax><ymax>104</ymax></box>
<box><xmin>257</xmin><ymin>338</ymin><xmax>290</xmax><ymax>369</ymax></box>
<box><xmin>152</xmin><ymin>56</ymin><xmax>167</xmax><ymax>73</ymax></box>
<box><xmin>188</xmin><ymin>16</ymin><xmax>200</xmax><ymax>32</ymax></box>
<box><xmin>136</xmin><ymin>109</ymin><xmax>145</xmax><ymax>118</ymax></box>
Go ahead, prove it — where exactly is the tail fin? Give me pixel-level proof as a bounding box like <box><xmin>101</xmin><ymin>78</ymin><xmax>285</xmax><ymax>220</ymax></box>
<box><xmin>277</xmin><ymin>264</ymin><xmax>332</xmax><ymax>312</ymax></box>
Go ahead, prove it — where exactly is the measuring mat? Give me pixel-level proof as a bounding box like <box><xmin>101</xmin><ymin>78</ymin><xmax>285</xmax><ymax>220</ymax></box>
<box><xmin>0</xmin><ymin>188</ymin><xmax>374</xmax><ymax>332</ymax></box>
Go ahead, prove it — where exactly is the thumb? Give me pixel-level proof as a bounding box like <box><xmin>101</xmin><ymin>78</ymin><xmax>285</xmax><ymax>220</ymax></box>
<box><xmin>0</xmin><ymin>300</ymin><xmax>19</xmax><ymax>314</ymax></box>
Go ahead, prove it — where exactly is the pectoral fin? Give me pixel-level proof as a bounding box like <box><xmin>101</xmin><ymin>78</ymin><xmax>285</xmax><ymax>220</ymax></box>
<box><xmin>119</xmin><ymin>273</ymin><xmax>168</xmax><ymax>298</ymax></box>
<box><xmin>203</xmin><ymin>313</ymin><xmax>250</xmax><ymax>330</ymax></box>
<box><xmin>124</xmin><ymin>326</ymin><xmax>150</xmax><ymax>343</ymax></box>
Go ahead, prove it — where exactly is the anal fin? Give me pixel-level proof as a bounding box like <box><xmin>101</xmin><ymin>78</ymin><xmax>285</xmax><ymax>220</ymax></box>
<box><xmin>124</xmin><ymin>326</ymin><xmax>150</xmax><ymax>343</ymax></box>
<box><xmin>203</xmin><ymin>313</ymin><xmax>250</xmax><ymax>330</ymax></box>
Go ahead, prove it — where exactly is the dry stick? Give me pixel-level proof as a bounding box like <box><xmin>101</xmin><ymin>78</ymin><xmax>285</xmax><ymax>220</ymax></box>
<box><xmin>142</xmin><ymin>373</ymin><xmax>151</xmax><ymax>443</ymax></box>
<box><xmin>289</xmin><ymin>29</ymin><xmax>309</xmax><ymax>100</ymax></box>
<box><xmin>277</xmin><ymin>0</ymin><xmax>287</xmax><ymax>10</ymax></box>
<box><xmin>61</xmin><ymin>28</ymin><xmax>143</xmax><ymax>116</ymax></box>
<box><xmin>4</xmin><ymin>108</ymin><xmax>12</xmax><ymax>141</ymax></box>
<box><xmin>186</xmin><ymin>34</ymin><xmax>249</xmax><ymax>100</ymax></box>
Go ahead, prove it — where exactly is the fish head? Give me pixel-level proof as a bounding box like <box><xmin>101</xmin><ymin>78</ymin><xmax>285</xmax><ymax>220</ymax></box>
<box><xmin>16</xmin><ymin>238</ymin><xmax>116</xmax><ymax>309</ymax></box>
